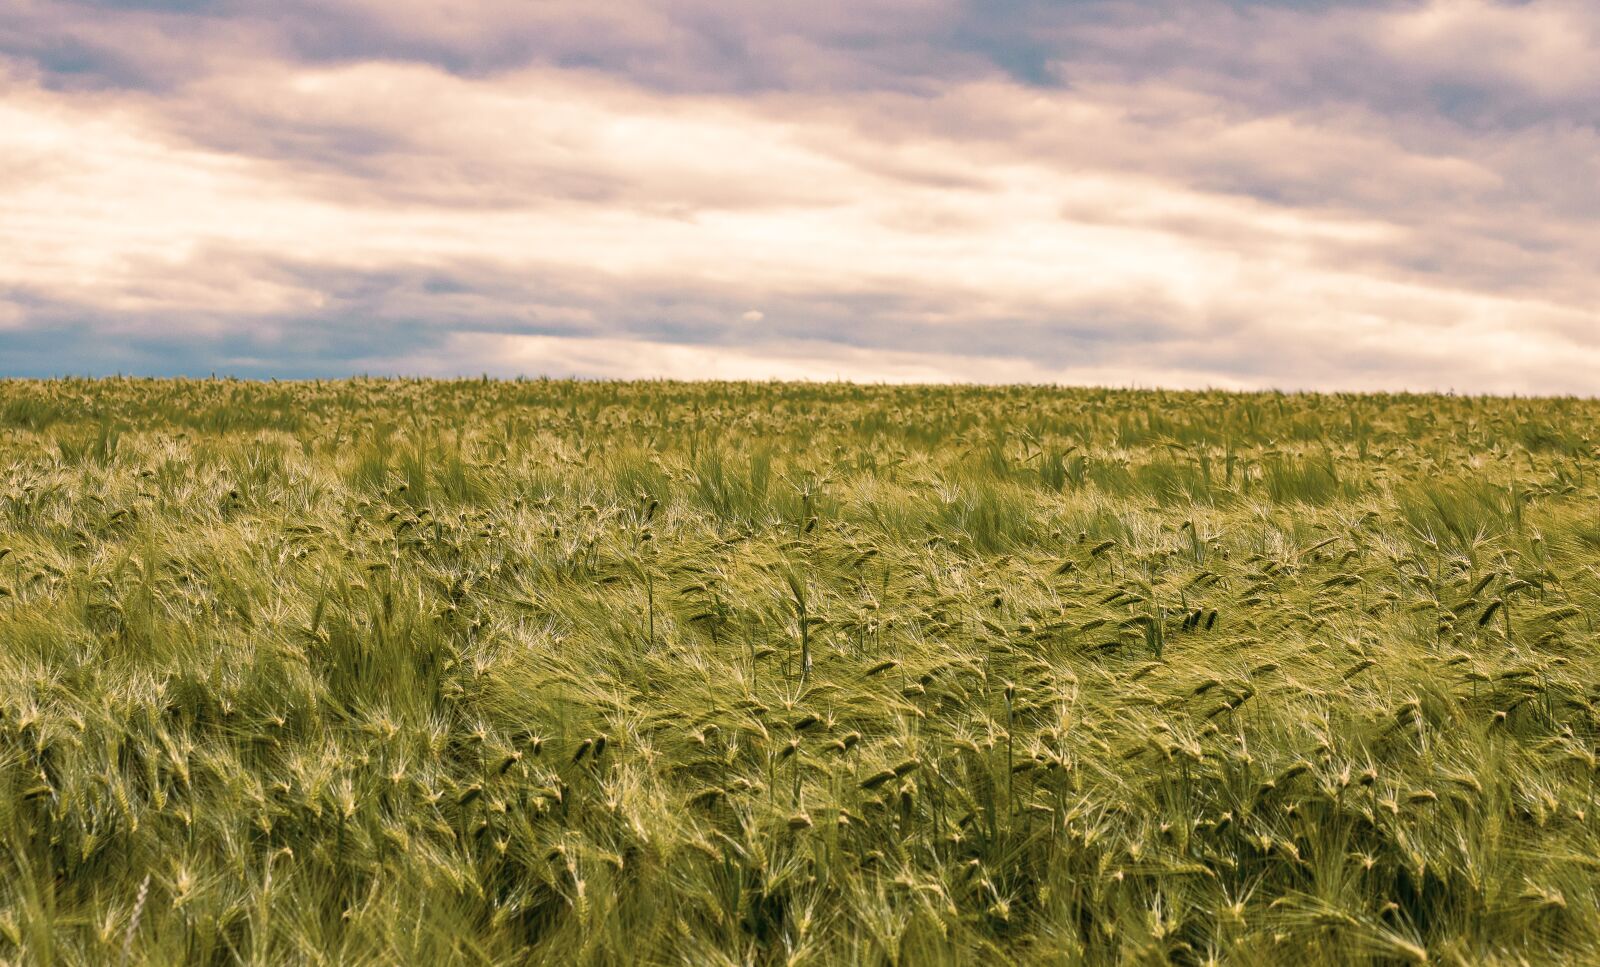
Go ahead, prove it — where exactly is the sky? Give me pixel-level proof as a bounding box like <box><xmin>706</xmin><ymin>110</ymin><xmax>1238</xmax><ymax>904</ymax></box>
<box><xmin>2</xmin><ymin>0</ymin><xmax>1598</xmax><ymax>391</ymax></box>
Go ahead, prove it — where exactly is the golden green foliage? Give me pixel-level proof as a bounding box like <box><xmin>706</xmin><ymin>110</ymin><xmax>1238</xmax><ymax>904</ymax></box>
<box><xmin>2</xmin><ymin>378</ymin><xmax>1600</xmax><ymax>964</ymax></box>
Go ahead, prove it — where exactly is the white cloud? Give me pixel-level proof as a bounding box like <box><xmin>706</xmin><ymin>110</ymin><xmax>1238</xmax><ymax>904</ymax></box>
<box><xmin>1</xmin><ymin>3</ymin><xmax>1597</xmax><ymax>392</ymax></box>
<box><xmin>1377</xmin><ymin>0</ymin><xmax>1600</xmax><ymax>98</ymax></box>
<box><xmin>364</xmin><ymin>331</ymin><xmax>1257</xmax><ymax>387</ymax></box>
<box><xmin>356</xmin><ymin>327</ymin><xmax>1600</xmax><ymax>396</ymax></box>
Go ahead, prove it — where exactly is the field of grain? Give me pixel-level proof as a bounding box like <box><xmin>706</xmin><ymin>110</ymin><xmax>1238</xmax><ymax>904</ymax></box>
<box><xmin>2</xmin><ymin>379</ymin><xmax>1599</xmax><ymax>964</ymax></box>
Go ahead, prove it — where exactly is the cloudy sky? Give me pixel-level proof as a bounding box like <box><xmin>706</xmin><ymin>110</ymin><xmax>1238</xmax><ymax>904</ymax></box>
<box><xmin>2</xmin><ymin>1</ymin><xmax>1597</xmax><ymax>390</ymax></box>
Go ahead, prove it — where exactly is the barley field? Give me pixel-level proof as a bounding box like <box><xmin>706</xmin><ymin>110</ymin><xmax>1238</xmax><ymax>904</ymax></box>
<box><xmin>2</xmin><ymin>379</ymin><xmax>1599</xmax><ymax>965</ymax></box>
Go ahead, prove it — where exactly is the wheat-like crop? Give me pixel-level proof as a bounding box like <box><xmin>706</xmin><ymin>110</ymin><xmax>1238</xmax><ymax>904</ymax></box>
<box><xmin>0</xmin><ymin>379</ymin><xmax>1598</xmax><ymax>963</ymax></box>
